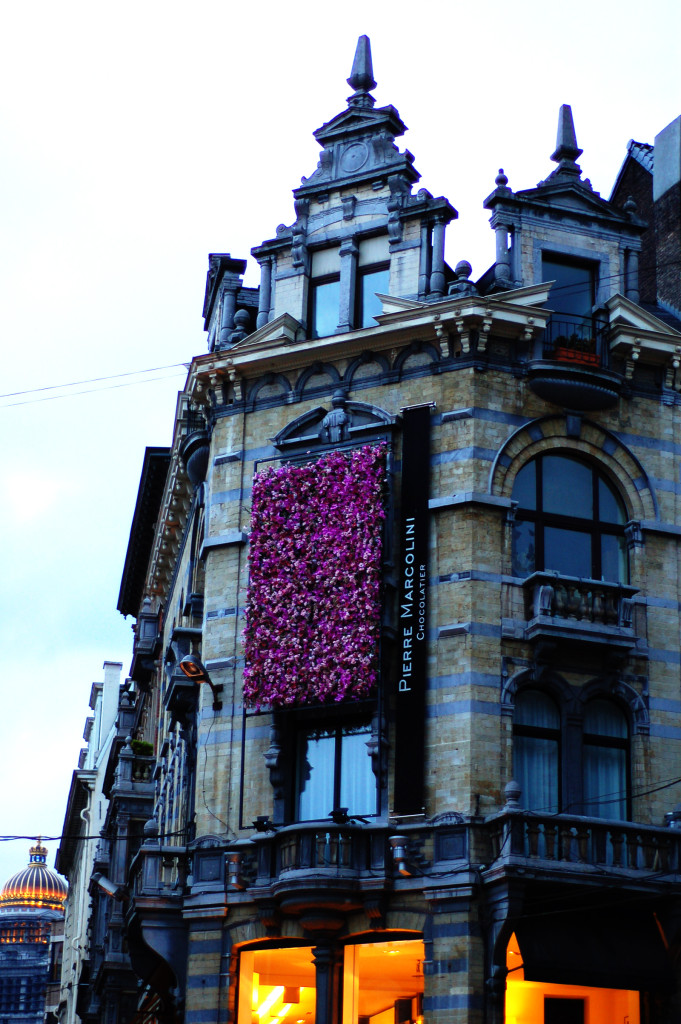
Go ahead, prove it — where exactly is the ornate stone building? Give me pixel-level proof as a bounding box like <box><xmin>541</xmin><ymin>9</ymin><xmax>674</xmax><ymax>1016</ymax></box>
<box><xmin>0</xmin><ymin>843</ymin><xmax>67</xmax><ymax>1024</ymax></box>
<box><xmin>84</xmin><ymin>35</ymin><xmax>681</xmax><ymax>1024</ymax></box>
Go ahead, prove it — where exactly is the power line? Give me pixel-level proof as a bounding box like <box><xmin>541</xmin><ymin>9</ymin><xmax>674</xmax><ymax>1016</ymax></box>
<box><xmin>0</xmin><ymin>369</ymin><xmax>188</xmax><ymax>408</ymax></box>
<box><xmin>0</xmin><ymin>362</ymin><xmax>189</xmax><ymax>400</ymax></box>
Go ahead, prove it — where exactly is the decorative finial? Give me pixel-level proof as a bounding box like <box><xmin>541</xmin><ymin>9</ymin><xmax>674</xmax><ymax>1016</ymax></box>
<box><xmin>550</xmin><ymin>104</ymin><xmax>583</xmax><ymax>170</ymax></box>
<box><xmin>347</xmin><ymin>35</ymin><xmax>376</xmax><ymax>108</ymax></box>
<box><xmin>495</xmin><ymin>168</ymin><xmax>509</xmax><ymax>188</ymax></box>
<box><xmin>623</xmin><ymin>194</ymin><xmax>638</xmax><ymax>217</ymax></box>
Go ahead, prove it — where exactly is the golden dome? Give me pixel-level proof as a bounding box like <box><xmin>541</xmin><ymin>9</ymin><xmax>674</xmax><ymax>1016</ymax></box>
<box><xmin>0</xmin><ymin>841</ymin><xmax>67</xmax><ymax>912</ymax></box>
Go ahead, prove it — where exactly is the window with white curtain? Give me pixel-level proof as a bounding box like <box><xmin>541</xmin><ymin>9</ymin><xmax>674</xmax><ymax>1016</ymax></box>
<box><xmin>512</xmin><ymin>689</ymin><xmax>630</xmax><ymax>818</ymax></box>
<box><xmin>295</xmin><ymin>721</ymin><xmax>376</xmax><ymax>821</ymax></box>
<box><xmin>513</xmin><ymin>690</ymin><xmax>561</xmax><ymax>813</ymax></box>
<box><xmin>583</xmin><ymin>700</ymin><xmax>628</xmax><ymax>819</ymax></box>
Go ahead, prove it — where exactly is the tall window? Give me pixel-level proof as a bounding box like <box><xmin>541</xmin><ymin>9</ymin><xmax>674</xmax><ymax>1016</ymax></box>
<box><xmin>583</xmin><ymin>700</ymin><xmax>628</xmax><ymax>819</ymax></box>
<box><xmin>310</xmin><ymin>275</ymin><xmax>341</xmax><ymax>338</ymax></box>
<box><xmin>512</xmin><ymin>688</ymin><xmax>630</xmax><ymax>818</ymax></box>
<box><xmin>296</xmin><ymin>720</ymin><xmax>376</xmax><ymax>821</ymax></box>
<box><xmin>356</xmin><ymin>264</ymin><xmax>390</xmax><ymax>328</ymax></box>
<box><xmin>542</xmin><ymin>255</ymin><xmax>596</xmax><ymax>322</ymax></box>
<box><xmin>511</xmin><ymin>454</ymin><xmax>628</xmax><ymax>581</ymax></box>
<box><xmin>513</xmin><ymin>690</ymin><xmax>560</xmax><ymax>813</ymax></box>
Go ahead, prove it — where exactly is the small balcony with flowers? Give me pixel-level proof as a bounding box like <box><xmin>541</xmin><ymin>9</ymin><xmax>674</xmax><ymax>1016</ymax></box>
<box><xmin>527</xmin><ymin>312</ymin><xmax>623</xmax><ymax>411</ymax></box>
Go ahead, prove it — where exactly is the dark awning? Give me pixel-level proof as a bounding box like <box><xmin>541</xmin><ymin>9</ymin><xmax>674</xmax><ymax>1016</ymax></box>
<box><xmin>515</xmin><ymin>910</ymin><xmax>675</xmax><ymax>992</ymax></box>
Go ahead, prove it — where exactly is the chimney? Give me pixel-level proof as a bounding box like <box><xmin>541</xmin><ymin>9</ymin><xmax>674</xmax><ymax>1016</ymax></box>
<box><xmin>654</xmin><ymin>116</ymin><xmax>681</xmax><ymax>315</ymax></box>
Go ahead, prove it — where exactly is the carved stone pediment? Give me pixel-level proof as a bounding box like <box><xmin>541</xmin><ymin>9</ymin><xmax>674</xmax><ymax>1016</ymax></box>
<box><xmin>273</xmin><ymin>394</ymin><xmax>396</xmax><ymax>452</ymax></box>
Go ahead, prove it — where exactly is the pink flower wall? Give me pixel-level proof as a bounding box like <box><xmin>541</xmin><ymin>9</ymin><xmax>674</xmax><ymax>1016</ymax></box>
<box><xmin>243</xmin><ymin>445</ymin><xmax>386</xmax><ymax>708</ymax></box>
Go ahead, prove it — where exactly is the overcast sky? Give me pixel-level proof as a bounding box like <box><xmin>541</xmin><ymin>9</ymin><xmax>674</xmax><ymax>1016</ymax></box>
<box><xmin>1</xmin><ymin>0</ymin><xmax>680</xmax><ymax>886</ymax></box>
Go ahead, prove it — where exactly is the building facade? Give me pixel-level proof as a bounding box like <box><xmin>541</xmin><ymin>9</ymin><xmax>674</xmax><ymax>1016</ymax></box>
<box><xmin>56</xmin><ymin>660</ymin><xmax>124</xmax><ymax>1024</ymax></box>
<box><xmin>84</xmin><ymin>36</ymin><xmax>681</xmax><ymax>1024</ymax></box>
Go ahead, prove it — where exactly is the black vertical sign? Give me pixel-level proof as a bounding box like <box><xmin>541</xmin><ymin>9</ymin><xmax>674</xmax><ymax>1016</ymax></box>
<box><xmin>394</xmin><ymin>404</ymin><xmax>431</xmax><ymax>814</ymax></box>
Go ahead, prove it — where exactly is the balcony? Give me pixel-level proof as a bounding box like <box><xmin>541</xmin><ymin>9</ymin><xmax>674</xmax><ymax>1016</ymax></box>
<box><xmin>125</xmin><ymin>836</ymin><xmax>188</xmax><ymax>1015</ymax></box>
<box><xmin>527</xmin><ymin>316</ymin><xmax>622</xmax><ymax>410</ymax></box>
<box><xmin>484</xmin><ymin>806</ymin><xmax>681</xmax><ymax>886</ymax></box>
<box><xmin>522</xmin><ymin>571</ymin><xmax>639</xmax><ymax>651</ymax></box>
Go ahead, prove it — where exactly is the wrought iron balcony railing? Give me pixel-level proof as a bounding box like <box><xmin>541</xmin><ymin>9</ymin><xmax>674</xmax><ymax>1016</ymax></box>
<box><xmin>542</xmin><ymin>315</ymin><xmax>609</xmax><ymax>367</ymax></box>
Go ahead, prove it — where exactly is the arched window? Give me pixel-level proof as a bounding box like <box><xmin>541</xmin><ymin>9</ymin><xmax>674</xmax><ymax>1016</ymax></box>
<box><xmin>513</xmin><ymin>690</ymin><xmax>560</xmax><ymax>813</ymax></box>
<box><xmin>511</xmin><ymin>454</ymin><xmax>628</xmax><ymax>582</ymax></box>
<box><xmin>583</xmin><ymin>699</ymin><xmax>629</xmax><ymax>820</ymax></box>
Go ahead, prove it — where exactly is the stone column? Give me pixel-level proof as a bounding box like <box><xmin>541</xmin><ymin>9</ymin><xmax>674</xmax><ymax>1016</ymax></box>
<box><xmin>494</xmin><ymin>223</ymin><xmax>512</xmax><ymax>288</ymax></box>
<box><xmin>219</xmin><ymin>286</ymin><xmax>238</xmax><ymax>348</ymax></box>
<box><xmin>257</xmin><ymin>257</ymin><xmax>273</xmax><ymax>330</ymax></box>
<box><xmin>429</xmin><ymin>217</ymin><xmax>446</xmax><ymax>298</ymax></box>
<box><xmin>419</xmin><ymin>222</ymin><xmax>432</xmax><ymax>299</ymax></box>
<box><xmin>338</xmin><ymin>238</ymin><xmax>359</xmax><ymax>332</ymax></box>
<box><xmin>626</xmin><ymin>248</ymin><xmax>640</xmax><ymax>305</ymax></box>
<box><xmin>313</xmin><ymin>943</ymin><xmax>343</xmax><ymax>1024</ymax></box>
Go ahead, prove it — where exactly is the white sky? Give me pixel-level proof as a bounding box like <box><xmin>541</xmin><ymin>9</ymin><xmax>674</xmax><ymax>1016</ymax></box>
<box><xmin>1</xmin><ymin>0</ymin><xmax>680</xmax><ymax>886</ymax></box>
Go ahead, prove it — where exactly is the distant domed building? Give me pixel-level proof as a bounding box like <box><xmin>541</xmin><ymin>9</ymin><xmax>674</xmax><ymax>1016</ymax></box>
<box><xmin>0</xmin><ymin>841</ymin><xmax>67</xmax><ymax>1023</ymax></box>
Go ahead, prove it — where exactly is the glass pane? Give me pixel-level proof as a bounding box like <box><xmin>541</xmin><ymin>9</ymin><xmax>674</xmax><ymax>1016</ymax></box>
<box><xmin>599</xmin><ymin>476</ymin><xmax>626</xmax><ymax>524</ymax></box>
<box><xmin>513</xmin><ymin>734</ymin><xmax>559</xmax><ymax>813</ymax></box>
<box><xmin>512</xmin><ymin>520</ymin><xmax>535</xmax><ymax>577</ymax></box>
<box><xmin>359</xmin><ymin>267</ymin><xmax>390</xmax><ymax>328</ymax></box>
<box><xmin>544</xmin><ymin>527</ymin><xmax>591</xmax><ymax>577</ymax></box>
<box><xmin>311</xmin><ymin>278</ymin><xmax>340</xmax><ymax>338</ymax></box>
<box><xmin>542</xmin><ymin>456</ymin><xmax>592</xmax><ymax>518</ymax></box>
<box><xmin>515</xmin><ymin>690</ymin><xmax>560</xmax><ymax>729</ymax></box>
<box><xmin>238</xmin><ymin>947</ymin><xmax>316</xmax><ymax>1024</ymax></box>
<box><xmin>297</xmin><ymin>731</ymin><xmax>335</xmax><ymax>821</ymax></box>
<box><xmin>601</xmin><ymin>533</ymin><xmax>628</xmax><ymax>583</ymax></box>
<box><xmin>511</xmin><ymin>461</ymin><xmax>536</xmax><ymax>510</ymax></box>
<box><xmin>584</xmin><ymin>700</ymin><xmax>627</xmax><ymax>738</ymax></box>
<box><xmin>583</xmin><ymin>744</ymin><xmax>627</xmax><ymax>819</ymax></box>
<box><xmin>342</xmin><ymin>940</ymin><xmax>424</xmax><ymax>1024</ymax></box>
<box><xmin>339</xmin><ymin>728</ymin><xmax>375</xmax><ymax>816</ymax></box>
<box><xmin>542</xmin><ymin>257</ymin><xmax>595</xmax><ymax>319</ymax></box>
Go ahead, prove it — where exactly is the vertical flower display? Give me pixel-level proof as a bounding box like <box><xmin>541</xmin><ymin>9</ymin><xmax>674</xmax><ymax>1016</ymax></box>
<box><xmin>243</xmin><ymin>444</ymin><xmax>386</xmax><ymax>708</ymax></box>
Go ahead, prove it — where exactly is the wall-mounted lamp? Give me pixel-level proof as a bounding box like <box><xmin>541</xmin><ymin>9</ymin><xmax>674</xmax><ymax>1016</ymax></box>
<box><xmin>388</xmin><ymin>835</ymin><xmax>412</xmax><ymax>877</ymax></box>
<box><xmin>91</xmin><ymin>872</ymin><xmax>129</xmax><ymax>902</ymax></box>
<box><xmin>227</xmin><ymin>852</ymin><xmax>246</xmax><ymax>890</ymax></box>
<box><xmin>179</xmin><ymin>653</ymin><xmax>223</xmax><ymax>710</ymax></box>
<box><xmin>251</xmin><ymin>816</ymin><xmax>277</xmax><ymax>833</ymax></box>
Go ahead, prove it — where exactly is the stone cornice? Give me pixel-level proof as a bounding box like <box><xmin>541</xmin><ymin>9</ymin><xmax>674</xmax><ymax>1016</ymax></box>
<box><xmin>184</xmin><ymin>286</ymin><xmax>552</xmax><ymax>396</ymax></box>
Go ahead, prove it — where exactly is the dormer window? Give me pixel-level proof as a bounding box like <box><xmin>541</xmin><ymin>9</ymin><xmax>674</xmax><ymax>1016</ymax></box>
<box><xmin>356</xmin><ymin>236</ymin><xmax>390</xmax><ymax>329</ymax></box>
<box><xmin>310</xmin><ymin>275</ymin><xmax>341</xmax><ymax>338</ymax></box>
<box><xmin>309</xmin><ymin>239</ymin><xmax>391</xmax><ymax>339</ymax></box>
<box><xmin>542</xmin><ymin>254</ymin><xmax>596</xmax><ymax>321</ymax></box>
<box><xmin>310</xmin><ymin>247</ymin><xmax>341</xmax><ymax>340</ymax></box>
<box><xmin>357</xmin><ymin>263</ymin><xmax>390</xmax><ymax>328</ymax></box>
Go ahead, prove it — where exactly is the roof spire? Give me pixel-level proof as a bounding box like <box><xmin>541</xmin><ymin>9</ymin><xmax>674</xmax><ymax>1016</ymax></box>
<box><xmin>347</xmin><ymin>35</ymin><xmax>376</xmax><ymax>108</ymax></box>
<box><xmin>550</xmin><ymin>104</ymin><xmax>583</xmax><ymax>175</ymax></box>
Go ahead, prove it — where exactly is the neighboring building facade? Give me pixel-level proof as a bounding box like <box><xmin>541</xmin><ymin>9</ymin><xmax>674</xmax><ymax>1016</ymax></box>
<box><xmin>56</xmin><ymin>660</ymin><xmax>123</xmax><ymax>1024</ymax></box>
<box><xmin>79</xmin><ymin>36</ymin><xmax>681</xmax><ymax>1024</ymax></box>
<box><xmin>0</xmin><ymin>843</ymin><xmax>67</xmax><ymax>1024</ymax></box>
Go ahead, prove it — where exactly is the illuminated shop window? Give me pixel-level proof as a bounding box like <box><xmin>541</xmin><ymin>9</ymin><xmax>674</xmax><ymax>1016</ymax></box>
<box><xmin>505</xmin><ymin>932</ymin><xmax>640</xmax><ymax>1024</ymax></box>
<box><xmin>237</xmin><ymin>939</ymin><xmax>425</xmax><ymax>1024</ymax></box>
<box><xmin>238</xmin><ymin>946</ymin><xmax>316</xmax><ymax>1024</ymax></box>
<box><xmin>342</xmin><ymin>939</ymin><xmax>424</xmax><ymax>1024</ymax></box>
<box><xmin>511</xmin><ymin>454</ymin><xmax>628</xmax><ymax>582</ymax></box>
